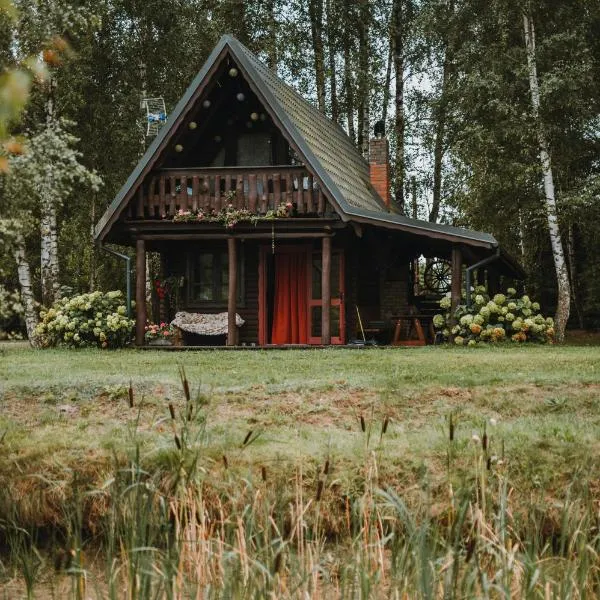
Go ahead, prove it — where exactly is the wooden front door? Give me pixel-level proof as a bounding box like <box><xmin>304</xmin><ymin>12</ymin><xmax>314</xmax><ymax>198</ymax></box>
<box><xmin>258</xmin><ymin>246</ymin><xmax>345</xmax><ymax>345</ymax></box>
<box><xmin>308</xmin><ymin>249</ymin><xmax>345</xmax><ymax>345</ymax></box>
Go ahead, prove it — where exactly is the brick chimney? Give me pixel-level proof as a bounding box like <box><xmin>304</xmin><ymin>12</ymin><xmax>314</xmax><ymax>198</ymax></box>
<box><xmin>369</xmin><ymin>133</ymin><xmax>391</xmax><ymax>210</ymax></box>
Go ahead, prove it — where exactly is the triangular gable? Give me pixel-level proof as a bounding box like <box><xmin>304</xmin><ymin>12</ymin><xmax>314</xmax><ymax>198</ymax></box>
<box><xmin>94</xmin><ymin>35</ymin><xmax>374</xmax><ymax>242</ymax></box>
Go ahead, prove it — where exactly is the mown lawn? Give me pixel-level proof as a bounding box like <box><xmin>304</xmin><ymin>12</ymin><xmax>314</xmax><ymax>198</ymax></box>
<box><xmin>1</xmin><ymin>343</ymin><xmax>599</xmax><ymax>495</ymax></box>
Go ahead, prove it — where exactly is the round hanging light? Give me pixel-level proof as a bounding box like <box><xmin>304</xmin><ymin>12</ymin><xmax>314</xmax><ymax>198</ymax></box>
<box><xmin>250</xmin><ymin>112</ymin><xmax>259</xmax><ymax>121</ymax></box>
<box><xmin>174</xmin><ymin>144</ymin><xmax>183</xmax><ymax>152</ymax></box>
<box><xmin>188</xmin><ymin>121</ymin><xmax>197</xmax><ymax>130</ymax></box>
<box><xmin>259</xmin><ymin>113</ymin><xmax>267</xmax><ymax>121</ymax></box>
<box><xmin>236</xmin><ymin>92</ymin><xmax>245</xmax><ymax>102</ymax></box>
<box><xmin>214</xmin><ymin>135</ymin><xmax>222</xmax><ymax>142</ymax></box>
<box><xmin>202</xmin><ymin>99</ymin><xmax>211</xmax><ymax>108</ymax></box>
<box><xmin>228</xmin><ymin>67</ymin><xmax>238</xmax><ymax>77</ymax></box>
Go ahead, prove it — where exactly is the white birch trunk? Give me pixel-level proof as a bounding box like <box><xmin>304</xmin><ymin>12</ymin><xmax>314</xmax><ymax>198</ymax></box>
<box><xmin>14</xmin><ymin>232</ymin><xmax>40</xmax><ymax>347</ymax></box>
<box><xmin>523</xmin><ymin>14</ymin><xmax>570</xmax><ymax>342</ymax></box>
<box><xmin>40</xmin><ymin>196</ymin><xmax>60</xmax><ymax>306</ymax></box>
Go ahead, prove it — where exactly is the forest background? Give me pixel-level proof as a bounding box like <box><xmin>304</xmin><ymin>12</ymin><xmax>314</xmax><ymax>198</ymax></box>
<box><xmin>0</xmin><ymin>0</ymin><xmax>599</xmax><ymax>334</ymax></box>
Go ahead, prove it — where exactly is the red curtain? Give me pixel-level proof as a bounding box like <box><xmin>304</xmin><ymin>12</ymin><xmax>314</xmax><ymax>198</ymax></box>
<box><xmin>271</xmin><ymin>253</ymin><xmax>308</xmax><ymax>344</ymax></box>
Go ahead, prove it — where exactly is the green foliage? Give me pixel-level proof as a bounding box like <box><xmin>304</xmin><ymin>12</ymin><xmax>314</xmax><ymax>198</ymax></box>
<box><xmin>0</xmin><ymin>284</ymin><xmax>24</xmax><ymax>339</ymax></box>
<box><xmin>36</xmin><ymin>290</ymin><xmax>133</xmax><ymax>348</ymax></box>
<box><xmin>434</xmin><ymin>286</ymin><xmax>555</xmax><ymax>345</ymax></box>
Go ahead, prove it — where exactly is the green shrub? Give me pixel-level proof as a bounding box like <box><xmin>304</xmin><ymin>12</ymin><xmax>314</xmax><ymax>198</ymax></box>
<box><xmin>434</xmin><ymin>286</ymin><xmax>554</xmax><ymax>345</ymax></box>
<box><xmin>36</xmin><ymin>290</ymin><xmax>134</xmax><ymax>348</ymax></box>
<box><xmin>0</xmin><ymin>285</ymin><xmax>25</xmax><ymax>340</ymax></box>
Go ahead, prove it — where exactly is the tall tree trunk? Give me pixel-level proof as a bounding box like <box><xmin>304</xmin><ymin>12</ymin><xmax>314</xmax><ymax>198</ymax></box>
<box><xmin>342</xmin><ymin>0</ymin><xmax>355</xmax><ymax>144</ymax></box>
<box><xmin>357</xmin><ymin>0</ymin><xmax>370</xmax><ymax>158</ymax></box>
<box><xmin>40</xmin><ymin>79</ymin><xmax>61</xmax><ymax>306</ymax></box>
<box><xmin>393</xmin><ymin>0</ymin><xmax>405</xmax><ymax>213</ymax></box>
<box><xmin>266</xmin><ymin>0</ymin><xmax>278</xmax><ymax>70</ymax></box>
<box><xmin>14</xmin><ymin>232</ymin><xmax>40</xmax><ymax>346</ymax></box>
<box><xmin>429</xmin><ymin>45</ymin><xmax>451</xmax><ymax>223</ymax></box>
<box><xmin>523</xmin><ymin>13</ymin><xmax>570</xmax><ymax>342</ymax></box>
<box><xmin>309</xmin><ymin>0</ymin><xmax>326</xmax><ymax>113</ymax></box>
<box><xmin>382</xmin><ymin>22</ymin><xmax>394</xmax><ymax>125</ymax></box>
<box><xmin>326</xmin><ymin>0</ymin><xmax>339</xmax><ymax>123</ymax></box>
<box><xmin>40</xmin><ymin>196</ymin><xmax>59</xmax><ymax>306</ymax></box>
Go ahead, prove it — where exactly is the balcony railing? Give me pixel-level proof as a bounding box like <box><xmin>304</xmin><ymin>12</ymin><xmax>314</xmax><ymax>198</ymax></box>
<box><xmin>128</xmin><ymin>166</ymin><xmax>328</xmax><ymax>220</ymax></box>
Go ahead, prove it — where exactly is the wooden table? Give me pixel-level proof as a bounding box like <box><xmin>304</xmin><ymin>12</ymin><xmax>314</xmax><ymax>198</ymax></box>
<box><xmin>391</xmin><ymin>314</ymin><xmax>431</xmax><ymax>346</ymax></box>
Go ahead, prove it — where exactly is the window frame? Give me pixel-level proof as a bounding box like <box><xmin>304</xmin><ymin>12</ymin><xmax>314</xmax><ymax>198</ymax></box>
<box><xmin>185</xmin><ymin>247</ymin><xmax>245</xmax><ymax>308</ymax></box>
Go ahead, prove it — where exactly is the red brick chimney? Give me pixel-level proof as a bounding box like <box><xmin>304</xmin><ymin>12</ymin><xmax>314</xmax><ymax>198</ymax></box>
<box><xmin>369</xmin><ymin>135</ymin><xmax>391</xmax><ymax>210</ymax></box>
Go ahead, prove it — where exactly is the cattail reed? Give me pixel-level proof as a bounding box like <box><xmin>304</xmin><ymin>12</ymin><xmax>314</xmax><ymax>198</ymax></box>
<box><xmin>261</xmin><ymin>465</ymin><xmax>267</xmax><ymax>482</ymax></box>
<box><xmin>186</xmin><ymin>402</ymin><xmax>193</xmax><ymax>422</ymax></box>
<box><xmin>174</xmin><ymin>434</ymin><xmax>182</xmax><ymax>450</ymax></box>
<box><xmin>179</xmin><ymin>365</ymin><xmax>190</xmax><ymax>402</ymax></box>
<box><xmin>272</xmin><ymin>550</ymin><xmax>282</xmax><ymax>574</ymax></box>
<box><xmin>242</xmin><ymin>430</ymin><xmax>253</xmax><ymax>446</ymax></box>
<box><xmin>449</xmin><ymin>413</ymin><xmax>455</xmax><ymax>441</ymax></box>
<box><xmin>128</xmin><ymin>379</ymin><xmax>134</xmax><ymax>408</ymax></box>
<box><xmin>381</xmin><ymin>416</ymin><xmax>389</xmax><ymax>435</ymax></box>
<box><xmin>323</xmin><ymin>459</ymin><xmax>330</xmax><ymax>476</ymax></box>
<box><xmin>360</xmin><ymin>415</ymin><xmax>366</xmax><ymax>432</ymax></box>
<box><xmin>222</xmin><ymin>454</ymin><xmax>228</xmax><ymax>469</ymax></box>
<box><xmin>486</xmin><ymin>456</ymin><xmax>492</xmax><ymax>470</ymax></box>
<box><xmin>316</xmin><ymin>479</ymin><xmax>324</xmax><ymax>501</ymax></box>
<box><xmin>168</xmin><ymin>402</ymin><xmax>176</xmax><ymax>420</ymax></box>
<box><xmin>482</xmin><ymin>428</ymin><xmax>488</xmax><ymax>451</ymax></box>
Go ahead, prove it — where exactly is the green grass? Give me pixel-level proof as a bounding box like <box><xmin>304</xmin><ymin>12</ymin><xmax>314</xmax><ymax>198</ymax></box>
<box><xmin>1</xmin><ymin>343</ymin><xmax>599</xmax><ymax>497</ymax></box>
<box><xmin>0</xmin><ymin>343</ymin><xmax>599</xmax><ymax>598</ymax></box>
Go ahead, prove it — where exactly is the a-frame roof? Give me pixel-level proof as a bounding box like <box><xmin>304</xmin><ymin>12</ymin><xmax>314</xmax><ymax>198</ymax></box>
<box><xmin>94</xmin><ymin>34</ymin><xmax>498</xmax><ymax>250</ymax></box>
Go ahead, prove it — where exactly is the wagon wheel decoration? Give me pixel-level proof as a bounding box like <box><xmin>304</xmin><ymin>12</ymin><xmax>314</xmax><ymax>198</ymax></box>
<box><xmin>423</xmin><ymin>260</ymin><xmax>452</xmax><ymax>295</ymax></box>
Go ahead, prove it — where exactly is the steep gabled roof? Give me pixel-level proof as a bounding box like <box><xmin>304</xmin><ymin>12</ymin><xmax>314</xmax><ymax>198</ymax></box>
<box><xmin>94</xmin><ymin>35</ymin><xmax>498</xmax><ymax>250</ymax></box>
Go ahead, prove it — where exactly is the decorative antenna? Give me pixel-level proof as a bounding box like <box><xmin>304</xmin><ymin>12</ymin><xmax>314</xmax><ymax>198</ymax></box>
<box><xmin>141</xmin><ymin>97</ymin><xmax>167</xmax><ymax>137</ymax></box>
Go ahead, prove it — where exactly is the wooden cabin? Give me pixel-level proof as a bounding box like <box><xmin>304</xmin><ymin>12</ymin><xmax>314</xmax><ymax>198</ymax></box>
<box><xmin>94</xmin><ymin>35</ymin><xmax>522</xmax><ymax>347</ymax></box>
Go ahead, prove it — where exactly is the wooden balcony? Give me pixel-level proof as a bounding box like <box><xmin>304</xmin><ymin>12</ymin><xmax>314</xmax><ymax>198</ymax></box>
<box><xmin>128</xmin><ymin>166</ymin><xmax>329</xmax><ymax>220</ymax></box>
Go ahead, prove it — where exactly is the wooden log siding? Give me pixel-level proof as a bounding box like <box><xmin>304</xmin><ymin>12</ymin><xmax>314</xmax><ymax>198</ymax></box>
<box><xmin>134</xmin><ymin>167</ymin><xmax>327</xmax><ymax>219</ymax></box>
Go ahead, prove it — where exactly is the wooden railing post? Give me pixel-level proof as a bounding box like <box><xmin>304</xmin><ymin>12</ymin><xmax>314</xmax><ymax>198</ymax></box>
<box><xmin>321</xmin><ymin>236</ymin><xmax>331</xmax><ymax>345</ymax></box>
<box><xmin>227</xmin><ymin>237</ymin><xmax>237</xmax><ymax>346</ymax></box>
<box><xmin>135</xmin><ymin>239</ymin><xmax>147</xmax><ymax>346</ymax></box>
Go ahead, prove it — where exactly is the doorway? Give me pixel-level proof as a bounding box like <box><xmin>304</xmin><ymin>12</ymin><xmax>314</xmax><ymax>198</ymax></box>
<box><xmin>259</xmin><ymin>245</ymin><xmax>345</xmax><ymax>345</ymax></box>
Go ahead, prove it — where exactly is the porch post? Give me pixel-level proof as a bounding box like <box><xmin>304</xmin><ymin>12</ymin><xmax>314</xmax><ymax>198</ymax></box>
<box><xmin>135</xmin><ymin>238</ymin><xmax>147</xmax><ymax>346</ymax></box>
<box><xmin>321</xmin><ymin>236</ymin><xmax>331</xmax><ymax>345</ymax></box>
<box><xmin>450</xmin><ymin>245</ymin><xmax>462</xmax><ymax>327</ymax></box>
<box><xmin>227</xmin><ymin>236</ymin><xmax>237</xmax><ymax>346</ymax></box>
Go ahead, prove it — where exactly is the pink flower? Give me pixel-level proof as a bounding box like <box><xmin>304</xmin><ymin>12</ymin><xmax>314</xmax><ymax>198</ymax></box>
<box><xmin>163</xmin><ymin>330</ymin><xmax>170</xmax><ymax>336</ymax></box>
<box><xmin>160</xmin><ymin>322</ymin><xmax>166</xmax><ymax>327</ymax></box>
<box><xmin>286</xmin><ymin>202</ymin><xmax>293</xmax><ymax>208</ymax></box>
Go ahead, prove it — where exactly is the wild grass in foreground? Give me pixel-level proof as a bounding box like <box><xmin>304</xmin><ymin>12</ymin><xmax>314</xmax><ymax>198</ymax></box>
<box><xmin>0</xmin><ymin>367</ymin><xmax>599</xmax><ymax>599</ymax></box>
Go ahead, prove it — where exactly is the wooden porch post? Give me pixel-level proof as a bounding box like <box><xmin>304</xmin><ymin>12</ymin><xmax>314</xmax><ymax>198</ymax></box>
<box><xmin>322</xmin><ymin>236</ymin><xmax>331</xmax><ymax>345</ymax></box>
<box><xmin>135</xmin><ymin>239</ymin><xmax>147</xmax><ymax>346</ymax></box>
<box><xmin>227</xmin><ymin>237</ymin><xmax>237</xmax><ymax>346</ymax></box>
<box><xmin>450</xmin><ymin>246</ymin><xmax>463</xmax><ymax>327</ymax></box>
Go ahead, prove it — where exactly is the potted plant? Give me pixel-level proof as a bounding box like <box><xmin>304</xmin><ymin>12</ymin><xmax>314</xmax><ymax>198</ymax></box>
<box><xmin>145</xmin><ymin>322</ymin><xmax>176</xmax><ymax>346</ymax></box>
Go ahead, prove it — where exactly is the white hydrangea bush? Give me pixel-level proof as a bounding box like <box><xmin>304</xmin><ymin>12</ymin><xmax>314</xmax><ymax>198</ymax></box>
<box><xmin>36</xmin><ymin>290</ymin><xmax>134</xmax><ymax>348</ymax></box>
<box><xmin>433</xmin><ymin>286</ymin><xmax>554</xmax><ymax>346</ymax></box>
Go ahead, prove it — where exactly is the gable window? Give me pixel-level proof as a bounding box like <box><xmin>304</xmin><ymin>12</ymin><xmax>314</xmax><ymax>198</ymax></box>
<box><xmin>187</xmin><ymin>249</ymin><xmax>244</xmax><ymax>306</ymax></box>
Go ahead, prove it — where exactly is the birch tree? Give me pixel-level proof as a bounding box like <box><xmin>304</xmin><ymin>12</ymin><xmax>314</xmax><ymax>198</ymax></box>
<box><xmin>523</xmin><ymin>12</ymin><xmax>570</xmax><ymax>341</ymax></box>
<box><xmin>2</xmin><ymin>121</ymin><xmax>102</xmax><ymax>320</ymax></box>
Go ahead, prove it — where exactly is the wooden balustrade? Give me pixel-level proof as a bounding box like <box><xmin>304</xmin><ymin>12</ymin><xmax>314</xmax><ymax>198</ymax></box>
<box><xmin>129</xmin><ymin>166</ymin><xmax>327</xmax><ymax>220</ymax></box>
